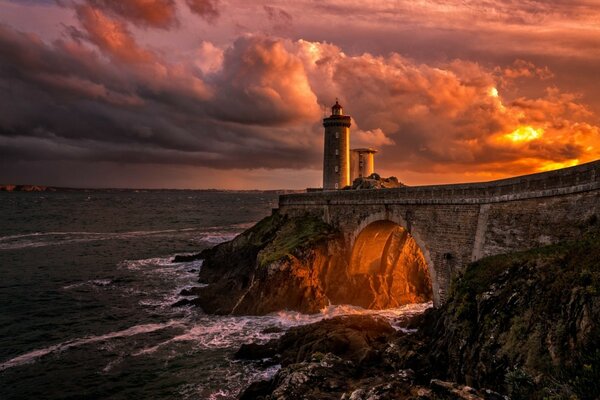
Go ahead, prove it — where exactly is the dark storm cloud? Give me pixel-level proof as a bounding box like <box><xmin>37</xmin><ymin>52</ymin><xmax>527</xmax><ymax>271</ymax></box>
<box><xmin>0</xmin><ymin>20</ymin><xmax>322</xmax><ymax>171</ymax></box>
<box><xmin>1</xmin><ymin>0</ymin><xmax>600</xmax><ymax>188</ymax></box>
<box><xmin>185</xmin><ymin>0</ymin><xmax>220</xmax><ymax>22</ymax></box>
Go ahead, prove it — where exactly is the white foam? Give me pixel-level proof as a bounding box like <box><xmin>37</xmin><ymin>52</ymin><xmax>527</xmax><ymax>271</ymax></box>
<box><xmin>193</xmin><ymin>232</ymin><xmax>238</xmax><ymax>244</ymax></box>
<box><xmin>62</xmin><ymin>279</ymin><xmax>113</xmax><ymax>290</ymax></box>
<box><xmin>0</xmin><ymin>228</ymin><xmax>201</xmax><ymax>250</ymax></box>
<box><xmin>132</xmin><ymin>302</ymin><xmax>432</xmax><ymax>356</ymax></box>
<box><xmin>0</xmin><ymin>320</ymin><xmax>184</xmax><ymax>371</ymax></box>
<box><xmin>119</xmin><ymin>256</ymin><xmax>177</xmax><ymax>270</ymax></box>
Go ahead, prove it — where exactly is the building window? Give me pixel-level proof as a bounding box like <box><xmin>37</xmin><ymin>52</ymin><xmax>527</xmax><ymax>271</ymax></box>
<box><xmin>335</xmin><ymin>132</ymin><xmax>339</xmax><ymax>139</ymax></box>
<box><xmin>335</xmin><ymin>149</ymin><xmax>339</xmax><ymax>155</ymax></box>
<box><xmin>335</xmin><ymin>183</ymin><xmax>339</xmax><ymax>189</ymax></box>
<box><xmin>335</xmin><ymin>166</ymin><xmax>339</xmax><ymax>172</ymax></box>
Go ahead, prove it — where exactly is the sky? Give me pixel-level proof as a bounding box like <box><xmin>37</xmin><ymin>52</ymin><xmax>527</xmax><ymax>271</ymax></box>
<box><xmin>1</xmin><ymin>0</ymin><xmax>599</xmax><ymax>189</ymax></box>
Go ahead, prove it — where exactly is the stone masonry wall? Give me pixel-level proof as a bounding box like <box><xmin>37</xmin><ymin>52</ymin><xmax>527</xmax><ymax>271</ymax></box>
<box><xmin>278</xmin><ymin>160</ymin><xmax>600</xmax><ymax>305</ymax></box>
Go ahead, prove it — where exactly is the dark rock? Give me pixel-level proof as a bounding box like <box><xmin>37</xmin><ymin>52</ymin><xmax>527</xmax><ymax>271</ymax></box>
<box><xmin>172</xmin><ymin>253</ymin><xmax>203</xmax><ymax>263</ymax></box>
<box><xmin>261</xmin><ymin>326</ymin><xmax>284</xmax><ymax>334</ymax></box>
<box><xmin>179</xmin><ymin>288</ymin><xmax>199</xmax><ymax>296</ymax></box>
<box><xmin>423</xmin><ymin>230</ymin><xmax>600</xmax><ymax>399</ymax></box>
<box><xmin>235</xmin><ymin>342</ymin><xmax>279</xmax><ymax>361</ymax></box>
<box><xmin>171</xmin><ymin>298</ymin><xmax>191</xmax><ymax>307</ymax></box>
<box><xmin>239</xmin><ymin>379</ymin><xmax>274</xmax><ymax>400</ymax></box>
<box><xmin>236</xmin><ymin>230</ymin><xmax>600</xmax><ymax>399</ymax></box>
<box><xmin>192</xmin><ymin>213</ymin><xmax>343</xmax><ymax>315</ymax></box>
<box><xmin>430</xmin><ymin>379</ymin><xmax>502</xmax><ymax>400</ymax></box>
<box><xmin>351</xmin><ymin>174</ymin><xmax>405</xmax><ymax>190</ymax></box>
<box><xmin>275</xmin><ymin>315</ymin><xmax>395</xmax><ymax>367</ymax></box>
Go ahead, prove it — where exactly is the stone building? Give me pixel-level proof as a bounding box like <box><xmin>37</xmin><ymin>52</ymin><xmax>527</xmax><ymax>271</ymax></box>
<box><xmin>322</xmin><ymin>101</ymin><xmax>378</xmax><ymax>190</ymax></box>
<box><xmin>322</xmin><ymin>101</ymin><xmax>351</xmax><ymax>190</ymax></box>
<box><xmin>350</xmin><ymin>148</ymin><xmax>377</xmax><ymax>182</ymax></box>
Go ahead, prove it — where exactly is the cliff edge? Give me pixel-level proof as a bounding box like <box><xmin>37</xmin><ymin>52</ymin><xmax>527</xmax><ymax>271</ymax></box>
<box><xmin>236</xmin><ymin>226</ymin><xmax>600</xmax><ymax>399</ymax></box>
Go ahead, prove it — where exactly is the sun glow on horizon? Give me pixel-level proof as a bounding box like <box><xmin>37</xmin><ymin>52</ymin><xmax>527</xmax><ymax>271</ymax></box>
<box><xmin>537</xmin><ymin>159</ymin><xmax>580</xmax><ymax>172</ymax></box>
<box><xmin>504</xmin><ymin>126</ymin><xmax>543</xmax><ymax>143</ymax></box>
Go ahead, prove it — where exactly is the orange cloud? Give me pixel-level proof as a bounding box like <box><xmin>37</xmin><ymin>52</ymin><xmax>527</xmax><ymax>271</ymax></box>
<box><xmin>209</xmin><ymin>36</ymin><xmax>320</xmax><ymax>125</ymax></box>
<box><xmin>85</xmin><ymin>0</ymin><xmax>178</xmax><ymax>29</ymax></box>
<box><xmin>292</xmin><ymin>40</ymin><xmax>600</xmax><ymax>180</ymax></box>
<box><xmin>76</xmin><ymin>5</ymin><xmax>155</xmax><ymax>63</ymax></box>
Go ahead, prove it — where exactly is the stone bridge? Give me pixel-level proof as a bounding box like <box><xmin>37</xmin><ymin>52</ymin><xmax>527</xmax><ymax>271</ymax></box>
<box><xmin>278</xmin><ymin>160</ymin><xmax>600</xmax><ymax>306</ymax></box>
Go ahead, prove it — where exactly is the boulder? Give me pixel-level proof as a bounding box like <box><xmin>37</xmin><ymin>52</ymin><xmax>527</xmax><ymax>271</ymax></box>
<box><xmin>351</xmin><ymin>174</ymin><xmax>405</xmax><ymax>190</ymax></box>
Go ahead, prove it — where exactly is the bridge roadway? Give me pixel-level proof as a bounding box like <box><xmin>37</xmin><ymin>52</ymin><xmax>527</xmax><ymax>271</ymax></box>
<box><xmin>278</xmin><ymin>160</ymin><xmax>600</xmax><ymax>305</ymax></box>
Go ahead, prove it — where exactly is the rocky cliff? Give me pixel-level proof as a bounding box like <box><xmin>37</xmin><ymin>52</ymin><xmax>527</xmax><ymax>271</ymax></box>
<box><xmin>183</xmin><ymin>212</ymin><xmax>431</xmax><ymax>315</ymax></box>
<box><xmin>424</xmin><ymin>227</ymin><xmax>600</xmax><ymax>399</ymax></box>
<box><xmin>234</xmin><ymin>227</ymin><xmax>600</xmax><ymax>399</ymax></box>
<box><xmin>184</xmin><ymin>213</ymin><xmax>342</xmax><ymax>314</ymax></box>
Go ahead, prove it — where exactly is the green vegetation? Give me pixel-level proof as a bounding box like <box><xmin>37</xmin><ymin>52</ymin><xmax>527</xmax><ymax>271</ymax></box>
<box><xmin>258</xmin><ymin>215</ymin><xmax>336</xmax><ymax>267</ymax></box>
<box><xmin>440</xmin><ymin>228</ymin><xmax>600</xmax><ymax>399</ymax></box>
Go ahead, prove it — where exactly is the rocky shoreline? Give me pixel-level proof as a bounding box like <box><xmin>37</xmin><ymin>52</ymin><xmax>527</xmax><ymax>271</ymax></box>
<box><xmin>176</xmin><ymin>213</ymin><xmax>600</xmax><ymax>399</ymax></box>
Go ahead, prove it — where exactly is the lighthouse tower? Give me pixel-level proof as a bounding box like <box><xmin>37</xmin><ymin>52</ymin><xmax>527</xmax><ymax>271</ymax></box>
<box><xmin>323</xmin><ymin>100</ymin><xmax>351</xmax><ymax>190</ymax></box>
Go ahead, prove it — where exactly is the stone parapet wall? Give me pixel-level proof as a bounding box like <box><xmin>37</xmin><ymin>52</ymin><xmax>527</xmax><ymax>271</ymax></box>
<box><xmin>280</xmin><ymin>159</ymin><xmax>600</xmax><ymax>207</ymax></box>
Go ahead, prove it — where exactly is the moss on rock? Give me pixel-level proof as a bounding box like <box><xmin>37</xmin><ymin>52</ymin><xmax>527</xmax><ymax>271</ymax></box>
<box><xmin>426</xmin><ymin>230</ymin><xmax>600</xmax><ymax>399</ymax></box>
<box><xmin>258</xmin><ymin>216</ymin><xmax>335</xmax><ymax>267</ymax></box>
<box><xmin>191</xmin><ymin>212</ymin><xmax>341</xmax><ymax>315</ymax></box>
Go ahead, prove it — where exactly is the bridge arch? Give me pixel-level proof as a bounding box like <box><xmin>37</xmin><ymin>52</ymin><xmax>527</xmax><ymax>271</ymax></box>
<box><xmin>348</xmin><ymin>212</ymin><xmax>441</xmax><ymax>306</ymax></box>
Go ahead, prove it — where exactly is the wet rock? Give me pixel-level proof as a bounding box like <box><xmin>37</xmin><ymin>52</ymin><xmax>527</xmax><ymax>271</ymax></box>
<box><xmin>275</xmin><ymin>315</ymin><xmax>395</xmax><ymax>366</ymax></box>
<box><xmin>430</xmin><ymin>379</ymin><xmax>505</xmax><ymax>400</ymax></box>
<box><xmin>190</xmin><ymin>212</ymin><xmax>432</xmax><ymax>315</ymax></box>
<box><xmin>424</xmin><ymin>230</ymin><xmax>600</xmax><ymax>399</ymax></box>
<box><xmin>172</xmin><ymin>253</ymin><xmax>203</xmax><ymax>263</ymax></box>
<box><xmin>179</xmin><ymin>287</ymin><xmax>205</xmax><ymax>296</ymax></box>
<box><xmin>171</xmin><ymin>298</ymin><xmax>191</xmax><ymax>307</ymax></box>
<box><xmin>262</xmin><ymin>326</ymin><xmax>284</xmax><ymax>334</ymax></box>
<box><xmin>238</xmin><ymin>230</ymin><xmax>600</xmax><ymax>399</ymax></box>
<box><xmin>190</xmin><ymin>213</ymin><xmax>343</xmax><ymax>315</ymax></box>
<box><xmin>236</xmin><ymin>315</ymin><xmax>396</xmax><ymax>367</ymax></box>
<box><xmin>235</xmin><ymin>342</ymin><xmax>279</xmax><ymax>361</ymax></box>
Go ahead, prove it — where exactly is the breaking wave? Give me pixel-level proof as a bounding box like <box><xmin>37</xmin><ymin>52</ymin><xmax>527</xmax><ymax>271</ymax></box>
<box><xmin>0</xmin><ymin>229</ymin><xmax>200</xmax><ymax>250</ymax></box>
<box><xmin>0</xmin><ymin>321</ymin><xmax>185</xmax><ymax>372</ymax></box>
<box><xmin>132</xmin><ymin>302</ymin><xmax>433</xmax><ymax>356</ymax></box>
<box><xmin>0</xmin><ymin>224</ymin><xmax>243</xmax><ymax>251</ymax></box>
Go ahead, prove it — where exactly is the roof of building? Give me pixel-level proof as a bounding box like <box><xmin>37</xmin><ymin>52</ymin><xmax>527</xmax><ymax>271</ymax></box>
<box><xmin>351</xmin><ymin>148</ymin><xmax>378</xmax><ymax>153</ymax></box>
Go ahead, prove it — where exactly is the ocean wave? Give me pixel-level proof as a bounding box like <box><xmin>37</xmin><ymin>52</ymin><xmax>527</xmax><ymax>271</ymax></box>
<box><xmin>132</xmin><ymin>302</ymin><xmax>432</xmax><ymax>356</ymax></box>
<box><xmin>193</xmin><ymin>232</ymin><xmax>238</xmax><ymax>244</ymax></box>
<box><xmin>0</xmin><ymin>222</ymin><xmax>250</xmax><ymax>250</ymax></box>
<box><xmin>119</xmin><ymin>256</ymin><xmax>203</xmax><ymax>271</ymax></box>
<box><xmin>0</xmin><ymin>228</ymin><xmax>201</xmax><ymax>250</ymax></box>
<box><xmin>0</xmin><ymin>321</ymin><xmax>185</xmax><ymax>372</ymax></box>
<box><xmin>62</xmin><ymin>279</ymin><xmax>113</xmax><ymax>290</ymax></box>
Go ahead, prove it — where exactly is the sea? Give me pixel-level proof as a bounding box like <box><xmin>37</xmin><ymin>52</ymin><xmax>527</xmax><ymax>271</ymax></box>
<box><xmin>0</xmin><ymin>191</ymin><xmax>430</xmax><ymax>399</ymax></box>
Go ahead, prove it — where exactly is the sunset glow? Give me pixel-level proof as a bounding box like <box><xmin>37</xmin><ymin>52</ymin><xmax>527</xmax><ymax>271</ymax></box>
<box><xmin>504</xmin><ymin>126</ymin><xmax>543</xmax><ymax>143</ymax></box>
<box><xmin>1</xmin><ymin>0</ymin><xmax>600</xmax><ymax>188</ymax></box>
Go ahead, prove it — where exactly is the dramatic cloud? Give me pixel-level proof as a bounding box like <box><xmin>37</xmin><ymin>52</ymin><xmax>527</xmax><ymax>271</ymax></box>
<box><xmin>84</xmin><ymin>0</ymin><xmax>178</xmax><ymax>29</ymax></box>
<box><xmin>209</xmin><ymin>36</ymin><xmax>319</xmax><ymax>125</ymax></box>
<box><xmin>1</xmin><ymin>0</ymin><xmax>599</xmax><ymax>188</ymax></box>
<box><xmin>75</xmin><ymin>4</ymin><xmax>155</xmax><ymax>63</ymax></box>
<box><xmin>185</xmin><ymin>0</ymin><xmax>219</xmax><ymax>22</ymax></box>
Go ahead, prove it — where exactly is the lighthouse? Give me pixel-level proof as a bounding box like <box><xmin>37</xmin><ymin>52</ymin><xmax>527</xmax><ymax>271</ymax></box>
<box><xmin>322</xmin><ymin>100</ymin><xmax>351</xmax><ymax>190</ymax></box>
